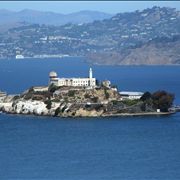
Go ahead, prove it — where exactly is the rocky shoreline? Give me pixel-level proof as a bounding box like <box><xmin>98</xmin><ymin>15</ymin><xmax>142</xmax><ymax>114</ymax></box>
<box><xmin>0</xmin><ymin>99</ymin><xmax>175</xmax><ymax>118</ymax></box>
<box><xmin>0</xmin><ymin>110</ymin><xmax>174</xmax><ymax>118</ymax></box>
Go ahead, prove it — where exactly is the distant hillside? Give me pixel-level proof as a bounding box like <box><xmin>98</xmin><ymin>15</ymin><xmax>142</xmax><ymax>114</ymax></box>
<box><xmin>87</xmin><ymin>36</ymin><xmax>180</xmax><ymax>65</ymax></box>
<box><xmin>80</xmin><ymin>6</ymin><xmax>180</xmax><ymax>65</ymax></box>
<box><xmin>0</xmin><ymin>9</ymin><xmax>113</xmax><ymax>25</ymax></box>
<box><xmin>0</xmin><ymin>6</ymin><xmax>180</xmax><ymax>65</ymax></box>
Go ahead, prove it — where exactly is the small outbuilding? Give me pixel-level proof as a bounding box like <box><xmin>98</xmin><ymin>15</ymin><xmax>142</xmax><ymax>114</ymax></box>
<box><xmin>0</xmin><ymin>91</ymin><xmax>7</xmax><ymax>97</ymax></box>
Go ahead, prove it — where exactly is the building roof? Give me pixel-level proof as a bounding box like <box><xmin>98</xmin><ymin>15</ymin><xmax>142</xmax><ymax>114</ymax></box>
<box><xmin>120</xmin><ymin>91</ymin><xmax>144</xmax><ymax>96</ymax></box>
<box><xmin>59</xmin><ymin>77</ymin><xmax>95</xmax><ymax>80</ymax></box>
<box><xmin>33</xmin><ymin>86</ymin><xmax>48</xmax><ymax>89</ymax></box>
<box><xmin>49</xmin><ymin>71</ymin><xmax>57</xmax><ymax>77</ymax></box>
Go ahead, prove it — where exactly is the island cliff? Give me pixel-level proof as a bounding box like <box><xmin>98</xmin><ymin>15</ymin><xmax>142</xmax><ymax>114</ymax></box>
<box><xmin>0</xmin><ymin>85</ymin><xmax>175</xmax><ymax>117</ymax></box>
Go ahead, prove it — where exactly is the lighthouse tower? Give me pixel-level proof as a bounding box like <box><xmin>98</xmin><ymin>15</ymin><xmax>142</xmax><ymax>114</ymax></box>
<box><xmin>89</xmin><ymin>67</ymin><xmax>93</xmax><ymax>79</ymax></box>
<box><xmin>89</xmin><ymin>68</ymin><xmax>94</xmax><ymax>87</ymax></box>
<box><xmin>49</xmin><ymin>71</ymin><xmax>58</xmax><ymax>86</ymax></box>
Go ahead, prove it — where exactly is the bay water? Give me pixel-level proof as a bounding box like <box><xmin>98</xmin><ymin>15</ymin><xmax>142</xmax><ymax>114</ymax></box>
<box><xmin>0</xmin><ymin>58</ymin><xmax>180</xmax><ymax>179</ymax></box>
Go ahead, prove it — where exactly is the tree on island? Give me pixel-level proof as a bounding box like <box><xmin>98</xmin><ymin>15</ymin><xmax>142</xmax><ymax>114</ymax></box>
<box><xmin>48</xmin><ymin>83</ymin><xmax>59</xmax><ymax>93</ymax></box>
<box><xmin>140</xmin><ymin>90</ymin><xmax>174</xmax><ymax>112</ymax></box>
<box><xmin>140</xmin><ymin>91</ymin><xmax>152</xmax><ymax>101</ymax></box>
<box><xmin>152</xmin><ymin>90</ymin><xmax>174</xmax><ymax>112</ymax></box>
<box><xmin>44</xmin><ymin>99</ymin><xmax>52</xmax><ymax>109</ymax></box>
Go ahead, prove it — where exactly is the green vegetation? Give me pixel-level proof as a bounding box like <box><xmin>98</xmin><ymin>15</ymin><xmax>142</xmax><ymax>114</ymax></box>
<box><xmin>23</xmin><ymin>89</ymin><xmax>52</xmax><ymax>101</ymax></box>
<box><xmin>51</xmin><ymin>98</ymin><xmax>60</xmax><ymax>102</ymax></box>
<box><xmin>152</xmin><ymin>91</ymin><xmax>174</xmax><ymax>112</ymax></box>
<box><xmin>12</xmin><ymin>95</ymin><xmax>20</xmax><ymax>101</ymax></box>
<box><xmin>91</xmin><ymin>96</ymin><xmax>99</xmax><ymax>103</ymax></box>
<box><xmin>96</xmin><ymin>80</ymin><xmax>100</xmax><ymax>86</ymax></box>
<box><xmin>28</xmin><ymin>87</ymin><xmax>34</xmax><ymax>93</ymax></box>
<box><xmin>140</xmin><ymin>92</ymin><xmax>152</xmax><ymax>101</ymax></box>
<box><xmin>104</xmin><ymin>88</ymin><xmax>110</xmax><ymax>99</ymax></box>
<box><xmin>140</xmin><ymin>90</ymin><xmax>174</xmax><ymax>112</ymax></box>
<box><xmin>44</xmin><ymin>99</ymin><xmax>52</xmax><ymax>109</ymax></box>
<box><xmin>32</xmin><ymin>95</ymin><xmax>44</xmax><ymax>101</ymax></box>
<box><xmin>68</xmin><ymin>90</ymin><xmax>76</xmax><ymax>97</ymax></box>
<box><xmin>140</xmin><ymin>103</ymin><xmax>146</xmax><ymax>111</ymax></box>
<box><xmin>94</xmin><ymin>104</ymin><xmax>103</xmax><ymax>111</ymax></box>
<box><xmin>55</xmin><ymin>107</ymin><xmax>61</xmax><ymax>116</ymax></box>
<box><xmin>24</xmin><ymin>93</ymin><xmax>33</xmax><ymax>100</ymax></box>
<box><xmin>64</xmin><ymin>97</ymin><xmax>68</xmax><ymax>103</ymax></box>
<box><xmin>48</xmin><ymin>84</ymin><xmax>59</xmax><ymax>93</ymax></box>
<box><xmin>61</xmin><ymin>106</ymin><xmax>67</xmax><ymax>113</ymax></box>
<box><xmin>84</xmin><ymin>93</ymin><xmax>91</xmax><ymax>99</ymax></box>
<box><xmin>122</xmin><ymin>99</ymin><xmax>140</xmax><ymax>106</ymax></box>
<box><xmin>111</xmin><ymin>100</ymin><xmax>119</xmax><ymax>105</ymax></box>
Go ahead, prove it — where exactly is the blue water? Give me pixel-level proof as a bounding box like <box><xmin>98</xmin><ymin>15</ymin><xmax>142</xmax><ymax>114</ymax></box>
<box><xmin>0</xmin><ymin>58</ymin><xmax>180</xmax><ymax>179</ymax></box>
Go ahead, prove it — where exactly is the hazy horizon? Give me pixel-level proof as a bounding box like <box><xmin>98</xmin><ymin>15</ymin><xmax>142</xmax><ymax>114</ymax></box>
<box><xmin>0</xmin><ymin>1</ymin><xmax>179</xmax><ymax>14</ymax></box>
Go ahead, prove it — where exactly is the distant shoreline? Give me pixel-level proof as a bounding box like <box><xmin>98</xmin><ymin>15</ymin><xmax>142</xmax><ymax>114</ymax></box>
<box><xmin>0</xmin><ymin>56</ymin><xmax>83</xmax><ymax>61</ymax></box>
<box><xmin>0</xmin><ymin>57</ymin><xmax>180</xmax><ymax>66</ymax></box>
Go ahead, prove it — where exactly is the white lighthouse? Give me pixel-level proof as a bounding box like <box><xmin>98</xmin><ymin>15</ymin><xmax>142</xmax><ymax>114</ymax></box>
<box><xmin>89</xmin><ymin>67</ymin><xmax>93</xmax><ymax>79</ymax></box>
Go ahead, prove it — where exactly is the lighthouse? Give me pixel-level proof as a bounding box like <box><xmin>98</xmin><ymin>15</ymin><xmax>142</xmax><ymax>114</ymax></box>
<box><xmin>89</xmin><ymin>67</ymin><xmax>93</xmax><ymax>79</ymax></box>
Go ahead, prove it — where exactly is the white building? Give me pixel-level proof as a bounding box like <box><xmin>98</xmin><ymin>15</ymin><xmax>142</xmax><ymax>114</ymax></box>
<box><xmin>49</xmin><ymin>68</ymin><xmax>96</xmax><ymax>88</ymax></box>
<box><xmin>102</xmin><ymin>80</ymin><xmax>111</xmax><ymax>88</ymax></box>
<box><xmin>0</xmin><ymin>91</ymin><xmax>6</xmax><ymax>97</ymax></box>
<box><xmin>32</xmin><ymin>86</ymin><xmax>49</xmax><ymax>92</ymax></box>
<box><xmin>120</xmin><ymin>91</ymin><xmax>144</xmax><ymax>100</ymax></box>
<box><xmin>16</xmin><ymin>55</ymin><xmax>24</xmax><ymax>59</ymax></box>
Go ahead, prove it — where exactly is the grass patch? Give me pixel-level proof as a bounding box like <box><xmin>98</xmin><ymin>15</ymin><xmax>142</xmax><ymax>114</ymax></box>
<box><xmin>122</xmin><ymin>99</ymin><xmax>140</xmax><ymax>106</ymax></box>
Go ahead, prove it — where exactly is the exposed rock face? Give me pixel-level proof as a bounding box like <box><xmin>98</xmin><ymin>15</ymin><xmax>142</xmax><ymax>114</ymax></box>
<box><xmin>74</xmin><ymin>108</ymin><xmax>103</xmax><ymax>117</ymax></box>
<box><xmin>13</xmin><ymin>100</ymin><xmax>47</xmax><ymax>115</ymax></box>
<box><xmin>0</xmin><ymin>99</ymin><xmax>45</xmax><ymax>115</ymax></box>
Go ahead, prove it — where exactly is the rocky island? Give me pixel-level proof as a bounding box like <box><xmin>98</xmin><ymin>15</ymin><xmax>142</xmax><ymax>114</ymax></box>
<box><xmin>0</xmin><ymin>68</ymin><xmax>175</xmax><ymax>117</ymax></box>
